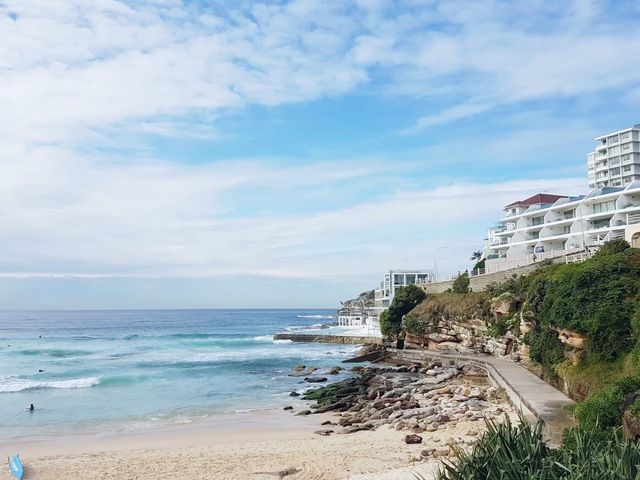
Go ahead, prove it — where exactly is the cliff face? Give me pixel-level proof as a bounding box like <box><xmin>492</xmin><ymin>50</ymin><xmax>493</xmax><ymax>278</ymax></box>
<box><xmin>343</xmin><ymin>290</ymin><xmax>375</xmax><ymax>308</ymax></box>
<box><xmin>402</xmin><ymin>292</ymin><xmax>528</xmax><ymax>361</ymax></box>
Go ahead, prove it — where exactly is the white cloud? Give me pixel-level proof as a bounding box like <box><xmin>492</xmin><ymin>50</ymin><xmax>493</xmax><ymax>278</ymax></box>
<box><xmin>0</xmin><ymin>0</ymin><xmax>631</xmax><ymax>302</ymax></box>
<box><xmin>0</xmin><ymin>148</ymin><xmax>585</xmax><ymax>281</ymax></box>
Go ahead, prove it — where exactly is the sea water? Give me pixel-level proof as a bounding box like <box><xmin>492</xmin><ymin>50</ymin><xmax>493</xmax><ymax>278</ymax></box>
<box><xmin>0</xmin><ymin>309</ymin><xmax>356</xmax><ymax>440</ymax></box>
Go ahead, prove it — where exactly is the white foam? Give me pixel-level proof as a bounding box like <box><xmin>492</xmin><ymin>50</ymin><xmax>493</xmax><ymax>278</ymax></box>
<box><xmin>272</xmin><ymin>339</ymin><xmax>293</xmax><ymax>344</ymax></box>
<box><xmin>0</xmin><ymin>376</ymin><xmax>101</xmax><ymax>393</ymax></box>
<box><xmin>252</xmin><ymin>335</ymin><xmax>274</xmax><ymax>342</ymax></box>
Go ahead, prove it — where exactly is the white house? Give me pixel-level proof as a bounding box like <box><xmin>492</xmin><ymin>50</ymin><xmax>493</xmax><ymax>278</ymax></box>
<box><xmin>373</xmin><ymin>269</ymin><xmax>433</xmax><ymax>311</ymax></box>
<box><xmin>588</xmin><ymin>124</ymin><xmax>640</xmax><ymax>190</ymax></box>
<box><xmin>482</xmin><ymin>183</ymin><xmax>640</xmax><ymax>274</ymax></box>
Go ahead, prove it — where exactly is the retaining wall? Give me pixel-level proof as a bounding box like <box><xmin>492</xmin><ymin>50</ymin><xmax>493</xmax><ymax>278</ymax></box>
<box><xmin>273</xmin><ymin>333</ymin><xmax>383</xmax><ymax>345</ymax></box>
<box><xmin>421</xmin><ymin>258</ymin><xmax>565</xmax><ymax>294</ymax></box>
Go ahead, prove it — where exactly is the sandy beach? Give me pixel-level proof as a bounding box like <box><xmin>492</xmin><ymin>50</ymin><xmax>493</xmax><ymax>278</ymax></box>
<box><xmin>0</xmin><ymin>359</ymin><xmax>517</xmax><ymax>480</ymax></box>
<box><xmin>0</xmin><ymin>397</ymin><xmax>512</xmax><ymax>480</ymax></box>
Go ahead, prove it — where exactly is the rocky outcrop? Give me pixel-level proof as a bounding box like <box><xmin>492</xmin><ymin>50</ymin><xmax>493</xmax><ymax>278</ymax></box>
<box><xmin>401</xmin><ymin>293</ymin><xmax>526</xmax><ymax>361</ymax></box>
<box><xmin>295</xmin><ymin>363</ymin><xmax>509</xmax><ymax>443</ymax></box>
<box><xmin>557</xmin><ymin>329</ymin><xmax>587</xmax><ymax>350</ymax></box>
<box><xmin>403</xmin><ymin>317</ymin><xmax>522</xmax><ymax>360</ymax></box>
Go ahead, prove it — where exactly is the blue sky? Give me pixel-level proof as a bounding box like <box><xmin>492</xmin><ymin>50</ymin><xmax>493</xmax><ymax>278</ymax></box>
<box><xmin>1</xmin><ymin>0</ymin><xmax>640</xmax><ymax>308</ymax></box>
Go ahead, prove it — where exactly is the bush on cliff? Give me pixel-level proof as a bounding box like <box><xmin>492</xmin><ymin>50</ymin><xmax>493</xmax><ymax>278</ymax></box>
<box><xmin>379</xmin><ymin>285</ymin><xmax>426</xmax><ymax>337</ymax></box>
<box><xmin>572</xmin><ymin>377</ymin><xmax>640</xmax><ymax>431</ymax></box>
<box><xmin>452</xmin><ymin>272</ymin><xmax>470</xmax><ymax>294</ymax></box>
<box><xmin>529</xmin><ymin>244</ymin><xmax>640</xmax><ymax>361</ymax></box>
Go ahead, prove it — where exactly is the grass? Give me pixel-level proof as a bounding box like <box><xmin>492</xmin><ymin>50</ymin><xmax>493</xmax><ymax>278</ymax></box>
<box><xmin>556</xmin><ymin>353</ymin><xmax>637</xmax><ymax>402</ymax></box>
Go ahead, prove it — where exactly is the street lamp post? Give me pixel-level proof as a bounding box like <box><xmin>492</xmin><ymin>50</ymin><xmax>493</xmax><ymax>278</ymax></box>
<box><xmin>433</xmin><ymin>246</ymin><xmax>448</xmax><ymax>282</ymax></box>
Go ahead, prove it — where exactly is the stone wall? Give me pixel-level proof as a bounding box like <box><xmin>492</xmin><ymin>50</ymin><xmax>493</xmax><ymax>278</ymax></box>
<box><xmin>421</xmin><ymin>259</ymin><xmax>564</xmax><ymax>294</ymax></box>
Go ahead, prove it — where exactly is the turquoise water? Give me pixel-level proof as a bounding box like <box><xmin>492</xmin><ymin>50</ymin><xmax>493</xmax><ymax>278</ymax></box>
<box><xmin>0</xmin><ymin>310</ymin><xmax>356</xmax><ymax>440</ymax></box>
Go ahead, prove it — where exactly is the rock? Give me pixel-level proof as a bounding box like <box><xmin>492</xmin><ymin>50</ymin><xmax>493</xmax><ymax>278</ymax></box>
<box><xmin>623</xmin><ymin>393</ymin><xmax>640</xmax><ymax>441</ymax></box>
<box><xmin>328</xmin><ymin>367</ymin><xmax>343</xmax><ymax>375</ymax></box>
<box><xmin>321</xmin><ymin>420</ymin><xmax>334</xmax><ymax>426</ymax></box>
<box><xmin>283</xmin><ymin>406</ymin><xmax>293</xmax><ymax>411</ymax></box>
<box><xmin>289</xmin><ymin>391</ymin><xmax>300</xmax><ymax>397</ymax></box>
<box><xmin>296</xmin><ymin>410</ymin><xmax>311</xmax><ymax>416</ymax></box>
<box><xmin>289</xmin><ymin>366</ymin><xmax>318</xmax><ymax>377</ymax></box>
<box><xmin>557</xmin><ymin>329</ymin><xmax>587</xmax><ymax>350</ymax></box>
<box><xmin>305</xmin><ymin>376</ymin><xmax>328</xmax><ymax>383</ymax></box>
<box><xmin>405</xmin><ymin>434</ymin><xmax>423</xmax><ymax>444</ymax></box>
<box><xmin>421</xmin><ymin>448</ymin><xmax>434</xmax><ymax>457</ymax></box>
<box><xmin>314</xmin><ymin>429</ymin><xmax>334</xmax><ymax>436</ymax></box>
<box><xmin>435</xmin><ymin>447</ymin><xmax>450</xmax><ymax>457</ymax></box>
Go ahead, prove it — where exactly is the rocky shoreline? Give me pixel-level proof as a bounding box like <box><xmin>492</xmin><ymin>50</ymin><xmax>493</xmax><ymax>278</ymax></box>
<box><xmin>285</xmin><ymin>359</ymin><xmax>515</xmax><ymax>460</ymax></box>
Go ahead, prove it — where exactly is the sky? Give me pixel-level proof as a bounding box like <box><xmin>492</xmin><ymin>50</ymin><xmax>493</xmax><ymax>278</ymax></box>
<box><xmin>1</xmin><ymin>0</ymin><xmax>640</xmax><ymax>309</ymax></box>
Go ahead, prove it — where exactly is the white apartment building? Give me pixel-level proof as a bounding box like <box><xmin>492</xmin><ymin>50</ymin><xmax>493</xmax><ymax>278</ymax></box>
<box><xmin>588</xmin><ymin>124</ymin><xmax>640</xmax><ymax>190</ymax></box>
<box><xmin>373</xmin><ymin>269</ymin><xmax>433</xmax><ymax>311</ymax></box>
<box><xmin>482</xmin><ymin>184</ymin><xmax>640</xmax><ymax>273</ymax></box>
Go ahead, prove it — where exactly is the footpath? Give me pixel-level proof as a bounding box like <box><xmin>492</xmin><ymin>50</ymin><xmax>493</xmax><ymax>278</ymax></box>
<box><xmin>387</xmin><ymin>348</ymin><xmax>575</xmax><ymax>445</ymax></box>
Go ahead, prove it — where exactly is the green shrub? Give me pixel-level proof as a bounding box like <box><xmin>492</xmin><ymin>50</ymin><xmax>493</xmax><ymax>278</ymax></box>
<box><xmin>452</xmin><ymin>272</ymin><xmax>470</xmax><ymax>294</ymax></box>
<box><xmin>438</xmin><ymin>417</ymin><xmax>640</xmax><ymax>480</ymax></box>
<box><xmin>438</xmin><ymin>416</ymin><xmax>550</xmax><ymax>480</ymax></box>
<box><xmin>573</xmin><ymin>377</ymin><xmax>640</xmax><ymax>430</ymax></box>
<box><xmin>379</xmin><ymin>310</ymin><xmax>397</xmax><ymax>337</ymax></box>
<box><xmin>525</xmin><ymin>325</ymin><xmax>565</xmax><ymax>376</ymax></box>
<box><xmin>485</xmin><ymin>274</ymin><xmax>533</xmax><ymax>298</ymax></box>
<box><xmin>402</xmin><ymin>314</ymin><xmax>431</xmax><ymax>336</ymax></box>
<box><xmin>595</xmin><ymin>239</ymin><xmax>631</xmax><ymax>256</ymax></box>
<box><xmin>379</xmin><ymin>285</ymin><xmax>426</xmax><ymax>338</ymax></box>
<box><xmin>528</xmin><ymin>246</ymin><xmax>640</xmax><ymax>361</ymax></box>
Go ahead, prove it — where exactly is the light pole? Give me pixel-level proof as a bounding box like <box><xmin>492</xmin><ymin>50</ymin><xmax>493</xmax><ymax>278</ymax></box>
<box><xmin>433</xmin><ymin>246</ymin><xmax>448</xmax><ymax>282</ymax></box>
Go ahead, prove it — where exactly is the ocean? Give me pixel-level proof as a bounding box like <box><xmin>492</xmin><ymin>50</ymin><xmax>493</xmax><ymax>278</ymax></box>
<box><xmin>0</xmin><ymin>309</ymin><xmax>358</xmax><ymax>440</ymax></box>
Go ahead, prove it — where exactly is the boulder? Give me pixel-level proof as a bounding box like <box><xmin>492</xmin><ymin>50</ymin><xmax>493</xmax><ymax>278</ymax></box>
<box><xmin>557</xmin><ymin>329</ymin><xmax>587</xmax><ymax>350</ymax></box>
<box><xmin>305</xmin><ymin>376</ymin><xmax>328</xmax><ymax>383</ymax></box>
<box><xmin>405</xmin><ymin>434</ymin><xmax>423</xmax><ymax>444</ymax></box>
<box><xmin>283</xmin><ymin>406</ymin><xmax>293</xmax><ymax>411</ymax></box>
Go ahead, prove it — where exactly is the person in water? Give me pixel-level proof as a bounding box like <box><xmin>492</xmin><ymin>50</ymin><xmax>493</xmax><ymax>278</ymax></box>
<box><xmin>28</xmin><ymin>404</ymin><xmax>34</xmax><ymax>412</ymax></box>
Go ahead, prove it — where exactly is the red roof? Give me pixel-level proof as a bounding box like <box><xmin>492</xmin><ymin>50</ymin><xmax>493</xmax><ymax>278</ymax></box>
<box><xmin>505</xmin><ymin>193</ymin><xmax>567</xmax><ymax>209</ymax></box>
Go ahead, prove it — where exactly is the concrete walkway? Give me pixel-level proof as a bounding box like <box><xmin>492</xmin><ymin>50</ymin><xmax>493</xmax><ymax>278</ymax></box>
<box><xmin>388</xmin><ymin>349</ymin><xmax>575</xmax><ymax>444</ymax></box>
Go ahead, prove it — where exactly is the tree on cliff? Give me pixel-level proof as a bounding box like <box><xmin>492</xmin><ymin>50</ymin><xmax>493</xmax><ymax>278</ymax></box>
<box><xmin>380</xmin><ymin>285</ymin><xmax>426</xmax><ymax>338</ymax></box>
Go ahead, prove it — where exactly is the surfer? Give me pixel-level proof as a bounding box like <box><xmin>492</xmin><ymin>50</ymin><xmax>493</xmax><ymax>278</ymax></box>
<box><xmin>28</xmin><ymin>404</ymin><xmax>34</xmax><ymax>412</ymax></box>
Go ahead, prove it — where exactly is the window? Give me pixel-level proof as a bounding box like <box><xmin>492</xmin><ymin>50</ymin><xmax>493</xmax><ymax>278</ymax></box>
<box><xmin>393</xmin><ymin>274</ymin><xmax>403</xmax><ymax>286</ymax></box>
<box><xmin>608</xmin><ymin>135</ymin><xmax>619</xmax><ymax>144</ymax></box>
<box><xmin>531</xmin><ymin>216</ymin><xmax>544</xmax><ymax>226</ymax></box>
<box><xmin>609</xmin><ymin>145</ymin><xmax>620</xmax><ymax>155</ymax></box>
<box><xmin>610</xmin><ymin>156</ymin><xmax>620</xmax><ymax>165</ymax></box>
<box><xmin>592</xmin><ymin>201</ymin><xmax>614</xmax><ymax>214</ymax></box>
<box><xmin>621</xmin><ymin>132</ymin><xmax>631</xmax><ymax>141</ymax></box>
<box><xmin>592</xmin><ymin>218</ymin><xmax>609</xmax><ymax>229</ymax></box>
<box><xmin>622</xmin><ymin>154</ymin><xmax>632</xmax><ymax>162</ymax></box>
<box><xmin>624</xmin><ymin>176</ymin><xmax>634</xmax><ymax>184</ymax></box>
<box><xmin>563</xmin><ymin>210</ymin><xmax>575</xmax><ymax>219</ymax></box>
<box><xmin>610</xmin><ymin>167</ymin><xmax>621</xmax><ymax>176</ymax></box>
<box><xmin>613</xmin><ymin>179</ymin><xmax>622</xmax><ymax>186</ymax></box>
<box><xmin>563</xmin><ymin>226</ymin><xmax>571</xmax><ymax>234</ymax></box>
<box><xmin>405</xmin><ymin>274</ymin><xmax>416</xmax><ymax>285</ymax></box>
<box><xmin>624</xmin><ymin>165</ymin><xmax>632</xmax><ymax>172</ymax></box>
<box><xmin>622</xmin><ymin>143</ymin><xmax>632</xmax><ymax>152</ymax></box>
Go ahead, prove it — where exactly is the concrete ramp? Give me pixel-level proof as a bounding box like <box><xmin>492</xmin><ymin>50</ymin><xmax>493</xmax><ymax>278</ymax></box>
<box><xmin>388</xmin><ymin>348</ymin><xmax>575</xmax><ymax>445</ymax></box>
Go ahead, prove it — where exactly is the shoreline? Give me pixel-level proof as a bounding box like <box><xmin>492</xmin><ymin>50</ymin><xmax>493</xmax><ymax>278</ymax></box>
<box><xmin>0</xmin><ymin>408</ymin><xmax>444</xmax><ymax>480</ymax></box>
<box><xmin>0</xmin><ymin>359</ymin><xmax>516</xmax><ymax>480</ymax></box>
